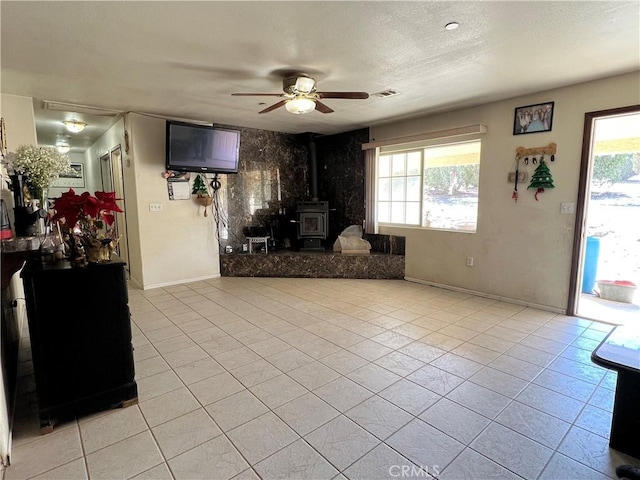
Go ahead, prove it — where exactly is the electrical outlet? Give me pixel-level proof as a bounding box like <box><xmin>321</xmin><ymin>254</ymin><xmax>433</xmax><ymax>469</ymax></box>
<box><xmin>560</xmin><ymin>202</ymin><xmax>575</xmax><ymax>214</ymax></box>
<box><xmin>466</xmin><ymin>256</ymin><xmax>474</xmax><ymax>267</ymax></box>
<box><xmin>149</xmin><ymin>202</ymin><xmax>162</xmax><ymax>212</ymax></box>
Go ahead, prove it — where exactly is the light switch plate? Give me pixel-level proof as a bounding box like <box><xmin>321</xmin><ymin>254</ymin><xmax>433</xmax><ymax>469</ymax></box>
<box><xmin>149</xmin><ymin>203</ymin><xmax>162</xmax><ymax>212</ymax></box>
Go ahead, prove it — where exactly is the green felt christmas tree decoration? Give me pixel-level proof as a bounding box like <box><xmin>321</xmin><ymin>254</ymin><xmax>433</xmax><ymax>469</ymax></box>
<box><xmin>528</xmin><ymin>160</ymin><xmax>555</xmax><ymax>201</ymax></box>
<box><xmin>191</xmin><ymin>174</ymin><xmax>208</xmax><ymax>196</ymax></box>
<box><xmin>191</xmin><ymin>174</ymin><xmax>212</xmax><ymax>216</ymax></box>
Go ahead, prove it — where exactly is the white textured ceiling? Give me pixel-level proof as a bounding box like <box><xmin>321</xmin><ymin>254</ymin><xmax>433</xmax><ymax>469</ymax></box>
<box><xmin>2</xmin><ymin>1</ymin><xmax>639</xmax><ymax>152</ymax></box>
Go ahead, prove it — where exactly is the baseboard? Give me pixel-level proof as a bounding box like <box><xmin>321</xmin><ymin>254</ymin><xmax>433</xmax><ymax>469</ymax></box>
<box><xmin>404</xmin><ymin>276</ymin><xmax>566</xmax><ymax>315</ymax></box>
<box><xmin>143</xmin><ymin>273</ymin><xmax>221</xmax><ymax>290</ymax></box>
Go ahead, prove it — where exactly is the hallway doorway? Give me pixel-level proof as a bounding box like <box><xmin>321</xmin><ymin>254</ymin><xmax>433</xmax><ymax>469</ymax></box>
<box><xmin>100</xmin><ymin>145</ymin><xmax>130</xmax><ymax>272</ymax></box>
<box><xmin>569</xmin><ymin>106</ymin><xmax>640</xmax><ymax>325</ymax></box>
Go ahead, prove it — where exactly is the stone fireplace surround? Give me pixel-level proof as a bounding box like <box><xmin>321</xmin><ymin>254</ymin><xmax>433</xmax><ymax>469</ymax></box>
<box><xmin>214</xmin><ymin>125</ymin><xmax>405</xmax><ymax>279</ymax></box>
<box><xmin>215</xmin><ymin>126</ymin><xmax>368</xmax><ymax>253</ymax></box>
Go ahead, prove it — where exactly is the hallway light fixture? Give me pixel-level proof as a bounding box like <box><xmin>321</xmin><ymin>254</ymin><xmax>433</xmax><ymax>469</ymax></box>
<box><xmin>285</xmin><ymin>97</ymin><xmax>316</xmax><ymax>115</ymax></box>
<box><xmin>56</xmin><ymin>134</ymin><xmax>71</xmax><ymax>154</ymax></box>
<box><xmin>56</xmin><ymin>144</ymin><xmax>70</xmax><ymax>154</ymax></box>
<box><xmin>64</xmin><ymin>120</ymin><xmax>87</xmax><ymax>133</ymax></box>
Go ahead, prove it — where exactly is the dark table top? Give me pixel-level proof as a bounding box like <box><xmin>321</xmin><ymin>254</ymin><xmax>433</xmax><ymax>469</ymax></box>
<box><xmin>592</xmin><ymin>325</ymin><xmax>640</xmax><ymax>374</ymax></box>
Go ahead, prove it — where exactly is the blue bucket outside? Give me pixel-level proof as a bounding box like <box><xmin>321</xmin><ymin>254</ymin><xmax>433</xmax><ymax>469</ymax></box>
<box><xmin>582</xmin><ymin>236</ymin><xmax>600</xmax><ymax>294</ymax></box>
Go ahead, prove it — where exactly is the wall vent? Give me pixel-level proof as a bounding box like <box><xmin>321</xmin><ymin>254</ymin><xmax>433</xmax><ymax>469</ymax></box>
<box><xmin>42</xmin><ymin>100</ymin><xmax>121</xmax><ymax>117</ymax></box>
<box><xmin>372</xmin><ymin>89</ymin><xmax>399</xmax><ymax>98</ymax></box>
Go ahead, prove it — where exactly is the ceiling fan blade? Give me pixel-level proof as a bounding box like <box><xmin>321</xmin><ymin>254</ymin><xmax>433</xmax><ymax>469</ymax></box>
<box><xmin>317</xmin><ymin>92</ymin><xmax>369</xmax><ymax>99</ymax></box>
<box><xmin>231</xmin><ymin>93</ymin><xmax>285</xmax><ymax>97</ymax></box>
<box><xmin>259</xmin><ymin>100</ymin><xmax>288</xmax><ymax>114</ymax></box>
<box><xmin>314</xmin><ymin>101</ymin><xmax>334</xmax><ymax>114</ymax></box>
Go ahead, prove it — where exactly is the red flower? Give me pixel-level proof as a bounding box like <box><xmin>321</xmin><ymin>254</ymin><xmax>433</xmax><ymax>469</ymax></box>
<box><xmin>94</xmin><ymin>191</ymin><xmax>123</xmax><ymax>225</ymax></box>
<box><xmin>52</xmin><ymin>188</ymin><xmax>123</xmax><ymax>234</ymax></box>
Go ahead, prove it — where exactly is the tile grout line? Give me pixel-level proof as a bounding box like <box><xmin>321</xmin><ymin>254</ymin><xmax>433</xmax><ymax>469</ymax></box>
<box><xmin>133</xmin><ymin>299</ymin><xmax>265</xmax><ymax>480</ymax></box>
<box><xmin>12</xmin><ymin>278</ymin><xmax>624</xmax><ymax>480</ymax></box>
<box><xmin>148</xmin><ymin>286</ymin><xmax>523</xmax><ymax>477</ymax></box>
<box><xmin>136</xmin><ymin>285</ymin><xmax>454</xmax><ymax>477</ymax></box>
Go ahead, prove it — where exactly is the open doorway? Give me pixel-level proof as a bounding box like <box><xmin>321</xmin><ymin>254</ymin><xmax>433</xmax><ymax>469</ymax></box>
<box><xmin>569</xmin><ymin>105</ymin><xmax>640</xmax><ymax>324</ymax></box>
<box><xmin>100</xmin><ymin>145</ymin><xmax>130</xmax><ymax>272</ymax></box>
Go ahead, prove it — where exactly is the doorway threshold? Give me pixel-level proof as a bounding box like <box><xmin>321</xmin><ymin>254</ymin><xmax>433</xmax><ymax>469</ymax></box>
<box><xmin>579</xmin><ymin>293</ymin><xmax>639</xmax><ymax>326</ymax></box>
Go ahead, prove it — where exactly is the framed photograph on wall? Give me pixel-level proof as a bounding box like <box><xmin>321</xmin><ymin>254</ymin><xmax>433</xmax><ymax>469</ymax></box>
<box><xmin>53</xmin><ymin>163</ymin><xmax>85</xmax><ymax>188</ymax></box>
<box><xmin>513</xmin><ymin>101</ymin><xmax>554</xmax><ymax>135</ymax></box>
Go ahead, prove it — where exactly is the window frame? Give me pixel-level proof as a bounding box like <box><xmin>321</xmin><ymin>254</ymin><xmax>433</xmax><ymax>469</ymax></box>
<box><xmin>376</xmin><ymin>138</ymin><xmax>482</xmax><ymax>233</ymax></box>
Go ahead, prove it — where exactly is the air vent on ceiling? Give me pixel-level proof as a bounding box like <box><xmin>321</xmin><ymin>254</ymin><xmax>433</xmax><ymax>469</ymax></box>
<box><xmin>373</xmin><ymin>89</ymin><xmax>399</xmax><ymax>98</ymax></box>
<box><xmin>42</xmin><ymin>100</ymin><xmax>122</xmax><ymax>117</ymax></box>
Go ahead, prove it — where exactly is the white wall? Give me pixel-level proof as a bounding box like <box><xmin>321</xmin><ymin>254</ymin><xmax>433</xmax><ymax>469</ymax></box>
<box><xmin>0</xmin><ymin>94</ymin><xmax>38</xmax><ymax>228</ymax></box>
<box><xmin>372</xmin><ymin>72</ymin><xmax>640</xmax><ymax>312</ymax></box>
<box><xmin>127</xmin><ymin>113</ymin><xmax>220</xmax><ymax>288</ymax></box>
<box><xmin>0</xmin><ymin>94</ymin><xmax>37</xmax><ymax>150</ymax></box>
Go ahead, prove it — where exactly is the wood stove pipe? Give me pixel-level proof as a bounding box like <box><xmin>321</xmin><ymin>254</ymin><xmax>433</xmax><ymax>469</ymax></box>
<box><xmin>308</xmin><ymin>137</ymin><xmax>319</xmax><ymax>201</ymax></box>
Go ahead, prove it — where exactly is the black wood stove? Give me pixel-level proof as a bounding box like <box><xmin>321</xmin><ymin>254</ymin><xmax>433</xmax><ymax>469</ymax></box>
<box><xmin>296</xmin><ymin>201</ymin><xmax>328</xmax><ymax>251</ymax></box>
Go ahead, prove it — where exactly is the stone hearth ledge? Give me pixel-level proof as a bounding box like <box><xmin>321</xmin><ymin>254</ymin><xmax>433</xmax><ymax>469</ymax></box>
<box><xmin>220</xmin><ymin>250</ymin><xmax>404</xmax><ymax>279</ymax></box>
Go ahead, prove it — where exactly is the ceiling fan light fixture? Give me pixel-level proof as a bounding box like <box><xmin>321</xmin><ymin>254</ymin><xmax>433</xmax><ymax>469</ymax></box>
<box><xmin>233</xmin><ymin>74</ymin><xmax>366</xmax><ymax>114</ymax></box>
<box><xmin>285</xmin><ymin>97</ymin><xmax>316</xmax><ymax>115</ymax></box>
<box><xmin>294</xmin><ymin>76</ymin><xmax>316</xmax><ymax>94</ymax></box>
<box><xmin>64</xmin><ymin>120</ymin><xmax>87</xmax><ymax>133</ymax></box>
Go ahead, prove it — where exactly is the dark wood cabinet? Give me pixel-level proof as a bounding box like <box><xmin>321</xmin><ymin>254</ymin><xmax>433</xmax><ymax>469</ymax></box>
<box><xmin>22</xmin><ymin>257</ymin><xmax>137</xmax><ymax>433</ymax></box>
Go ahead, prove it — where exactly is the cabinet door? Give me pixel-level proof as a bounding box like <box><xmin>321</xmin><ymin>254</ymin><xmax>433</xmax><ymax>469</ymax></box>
<box><xmin>69</xmin><ymin>267</ymin><xmax>133</xmax><ymax>398</ymax></box>
<box><xmin>24</xmin><ymin>262</ymin><xmax>134</xmax><ymax>409</ymax></box>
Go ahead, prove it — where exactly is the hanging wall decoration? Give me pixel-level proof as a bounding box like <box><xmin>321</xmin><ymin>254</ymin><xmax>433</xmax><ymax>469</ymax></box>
<box><xmin>163</xmin><ymin>170</ymin><xmax>191</xmax><ymax>200</ymax></box>
<box><xmin>52</xmin><ymin>163</ymin><xmax>85</xmax><ymax>188</ymax></box>
<box><xmin>511</xmin><ymin>143</ymin><xmax>556</xmax><ymax>202</ymax></box>
<box><xmin>515</xmin><ymin>143</ymin><xmax>557</xmax><ymax>164</ymax></box>
<box><xmin>191</xmin><ymin>174</ymin><xmax>213</xmax><ymax>217</ymax></box>
<box><xmin>528</xmin><ymin>160</ymin><xmax>555</xmax><ymax>200</ymax></box>
<box><xmin>513</xmin><ymin>101</ymin><xmax>554</xmax><ymax>135</ymax></box>
<box><xmin>509</xmin><ymin>163</ymin><xmax>530</xmax><ymax>202</ymax></box>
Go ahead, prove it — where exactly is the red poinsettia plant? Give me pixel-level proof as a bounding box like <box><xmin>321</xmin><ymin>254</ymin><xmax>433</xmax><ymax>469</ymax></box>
<box><xmin>51</xmin><ymin>189</ymin><xmax>123</xmax><ymax>241</ymax></box>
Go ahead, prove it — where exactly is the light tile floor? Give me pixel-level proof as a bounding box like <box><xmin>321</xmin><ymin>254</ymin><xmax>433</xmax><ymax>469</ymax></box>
<box><xmin>8</xmin><ymin>277</ymin><xmax>640</xmax><ymax>480</ymax></box>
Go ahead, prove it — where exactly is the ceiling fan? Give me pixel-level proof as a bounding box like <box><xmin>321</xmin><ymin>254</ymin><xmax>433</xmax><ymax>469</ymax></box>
<box><xmin>231</xmin><ymin>74</ymin><xmax>369</xmax><ymax>115</ymax></box>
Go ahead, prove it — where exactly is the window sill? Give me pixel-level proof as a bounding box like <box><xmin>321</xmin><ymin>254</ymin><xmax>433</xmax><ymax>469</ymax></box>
<box><xmin>379</xmin><ymin>224</ymin><xmax>476</xmax><ymax>234</ymax></box>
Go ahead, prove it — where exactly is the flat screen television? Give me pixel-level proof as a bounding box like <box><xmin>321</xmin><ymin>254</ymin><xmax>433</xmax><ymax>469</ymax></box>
<box><xmin>166</xmin><ymin>121</ymin><xmax>240</xmax><ymax>174</ymax></box>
